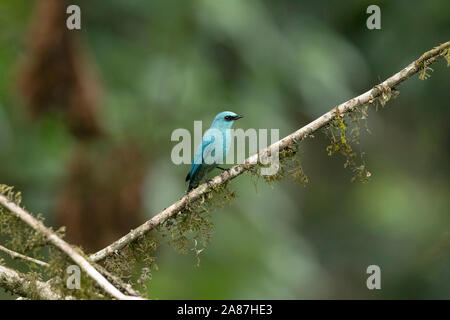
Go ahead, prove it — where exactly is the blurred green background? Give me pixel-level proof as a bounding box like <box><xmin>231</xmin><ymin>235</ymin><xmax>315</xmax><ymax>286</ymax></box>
<box><xmin>0</xmin><ymin>0</ymin><xmax>449</xmax><ymax>299</ymax></box>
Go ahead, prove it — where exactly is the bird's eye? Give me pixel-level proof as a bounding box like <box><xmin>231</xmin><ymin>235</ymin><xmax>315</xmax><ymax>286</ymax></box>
<box><xmin>224</xmin><ymin>116</ymin><xmax>232</xmax><ymax>121</ymax></box>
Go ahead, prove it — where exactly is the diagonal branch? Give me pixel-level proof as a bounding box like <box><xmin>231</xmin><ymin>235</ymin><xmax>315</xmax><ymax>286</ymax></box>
<box><xmin>0</xmin><ymin>194</ymin><xmax>144</xmax><ymax>300</ymax></box>
<box><xmin>90</xmin><ymin>40</ymin><xmax>450</xmax><ymax>263</ymax></box>
<box><xmin>0</xmin><ymin>244</ymin><xmax>49</xmax><ymax>267</ymax></box>
<box><xmin>0</xmin><ymin>264</ymin><xmax>61</xmax><ymax>300</ymax></box>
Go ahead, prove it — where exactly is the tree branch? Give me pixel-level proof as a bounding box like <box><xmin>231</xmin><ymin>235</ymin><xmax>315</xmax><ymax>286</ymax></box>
<box><xmin>90</xmin><ymin>41</ymin><xmax>450</xmax><ymax>263</ymax></box>
<box><xmin>0</xmin><ymin>243</ymin><xmax>139</xmax><ymax>297</ymax></box>
<box><xmin>0</xmin><ymin>245</ymin><xmax>49</xmax><ymax>268</ymax></box>
<box><xmin>92</xmin><ymin>262</ymin><xmax>142</xmax><ymax>297</ymax></box>
<box><xmin>0</xmin><ymin>194</ymin><xmax>144</xmax><ymax>300</ymax></box>
<box><xmin>0</xmin><ymin>265</ymin><xmax>61</xmax><ymax>300</ymax></box>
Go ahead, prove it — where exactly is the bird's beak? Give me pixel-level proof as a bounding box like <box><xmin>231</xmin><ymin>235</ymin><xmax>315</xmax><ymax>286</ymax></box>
<box><xmin>233</xmin><ymin>115</ymin><xmax>243</xmax><ymax>120</ymax></box>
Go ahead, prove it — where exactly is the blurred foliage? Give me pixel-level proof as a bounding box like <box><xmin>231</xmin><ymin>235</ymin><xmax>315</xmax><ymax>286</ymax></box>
<box><xmin>0</xmin><ymin>0</ymin><xmax>449</xmax><ymax>299</ymax></box>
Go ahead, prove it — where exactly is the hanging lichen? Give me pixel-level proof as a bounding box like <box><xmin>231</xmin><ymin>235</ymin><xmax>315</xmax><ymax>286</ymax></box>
<box><xmin>324</xmin><ymin>107</ymin><xmax>371</xmax><ymax>183</ymax></box>
<box><xmin>159</xmin><ymin>184</ymin><xmax>235</xmax><ymax>256</ymax></box>
<box><xmin>259</xmin><ymin>144</ymin><xmax>309</xmax><ymax>187</ymax></box>
<box><xmin>0</xmin><ymin>184</ymin><xmax>103</xmax><ymax>299</ymax></box>
<box><xmin>46</xmin><ymin>247</ymin><xmax>104</xmax><ymax>299</ymax></box>
<box><xmin>0</xmin><ymin>186</ymin><xmax>57</xmax><ymax>267</ymax></box>
<box><xmin>445</xmin><ymin>48</ymin><xmax>450</xmax><ymax>66</ymax></box>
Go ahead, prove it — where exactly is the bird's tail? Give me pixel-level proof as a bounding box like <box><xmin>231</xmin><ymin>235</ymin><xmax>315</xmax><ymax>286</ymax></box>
<box><xmin>186</xmin><ymin>181</ymin><xmax>198</xmax><ymax>193</ymax></box>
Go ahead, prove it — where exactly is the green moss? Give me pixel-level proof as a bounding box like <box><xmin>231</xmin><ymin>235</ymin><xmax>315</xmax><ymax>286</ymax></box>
<box><xmin>0</xmin><ymin>268</ymin><xmax>46</xmax><ymax>299</ymax></box>
<box><xmin>324</xmin><ymin>107</ymin><xmax>371</xmax><ymax>183</ymax></box>
<box><xmin>46</xmin><ymin>247</ymin><xmax>104</xmax><ymax>299</ymax></box>
<box><xmin>445</xmin><ymin>48</ymin><xmax>450</xmax><ymax>66</ymax></box>
<box><xmin>260</xmin><ymin>144</ymin><xmax>309</xmax><ymax>186</ymax></box>
<box><xmin>325</xmin><ymin>110</ymin><xmax>356</xmax><ymax>158</ymax></box>
<box><xmin>162</xmin><ymin>185</ymin><xmax>235</xmax><ymax>254</ymax></box>
<box><xmin>0</xmin><ymin>186</ymin><xmax>56</xmax><ymax>269</ymax></box>
<box><xmin>23</xmin><ymin>271</ymin><xmax>45</xmax><ymax>300</ymax></box>
<box><xmin>103</xmin><ymin>233</ymin><xmax>159</xmax><ymax>295</ymax></box>
<box><xmin>0</xmin><ymin>185</ymin><xmax>103</xmax><ymax>299</ymax></box>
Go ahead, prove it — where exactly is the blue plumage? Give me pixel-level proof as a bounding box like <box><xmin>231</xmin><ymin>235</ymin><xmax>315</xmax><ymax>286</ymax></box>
<box><xmin>186</xmin><ymin>111</ymin><xmax>242</xmax><ymax>191</ymax></box>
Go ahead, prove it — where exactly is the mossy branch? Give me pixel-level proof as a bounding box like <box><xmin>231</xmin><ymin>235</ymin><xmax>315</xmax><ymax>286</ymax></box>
<box><xmin>0</xmin><ymin>244</ymin><xmax>49</xmax><ymax>267</ymax></box>
<box><xmin>0</xmin><ymin>194</ymin><xmax>144</xmax><ymax>300</ymax></box>
<box><xmin>0</xmin><ymin>265</ymin><xmax>61</xmax><ymax>300</ymax></box>
<box><xmin>90</xmin><ymin>41</ymin><xmax>450</xmax><ymax>262</ymax></box>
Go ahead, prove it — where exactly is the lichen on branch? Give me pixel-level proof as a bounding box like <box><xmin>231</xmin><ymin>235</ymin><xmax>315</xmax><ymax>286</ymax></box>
<box><xmin>89</xmin><ymin>41</ymin><xmax>450</xmax><ymax>265</ymax></box>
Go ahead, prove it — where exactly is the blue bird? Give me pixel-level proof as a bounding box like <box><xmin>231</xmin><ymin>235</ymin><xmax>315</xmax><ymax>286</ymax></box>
<box><xmin>186</xmin><ymin>111</ymin><xmax>243</xmax><ymax>192</ymax></box>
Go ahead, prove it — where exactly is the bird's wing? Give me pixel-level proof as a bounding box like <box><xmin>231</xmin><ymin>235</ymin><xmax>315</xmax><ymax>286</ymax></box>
<box><xmin>186</xmin><ymin>134</ymin><xmax>215</xmax><ymax>182</ymax></box>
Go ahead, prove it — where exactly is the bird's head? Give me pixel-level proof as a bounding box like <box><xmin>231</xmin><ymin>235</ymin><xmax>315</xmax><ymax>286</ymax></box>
<box><xmin>211</xmin><ymin>111</ymin><xmax>243</xmax><ymax>129</ymax></box>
